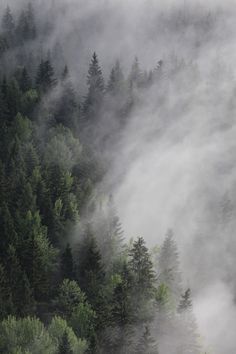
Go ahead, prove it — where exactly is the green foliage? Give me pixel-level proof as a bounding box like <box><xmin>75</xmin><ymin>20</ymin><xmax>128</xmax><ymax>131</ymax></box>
<box><xmin>0</xmin><ymin>316</ymin><xmax>54</xmax><ymax>354</ymax></box>
<box><xmin>69</xmin><ymin>302</ymin><xmax>96</xmax><ymax>341</ymax></box>
<box><xmin>61</xmin><ymin>244</ymin><xmax>75</xmax><ymax>280</ymax></box>
<box><xmin>0</xmin><ymin>5</ymin><xmax>203</xmax><ymax>353</ymax></box>
<box><xmin>55</xmin><ymin>279</ymin><xmax>86</xmax><ymax>317</ymax></box>
<box><xmin>48</xmin><ymin>316</ymin><xmax>87</xmax><ymax>354</ymax></box>
<box><xmin>36</xmin><ymin>59</ymin><xmax>57</xmax><ymax>92</ymax></box>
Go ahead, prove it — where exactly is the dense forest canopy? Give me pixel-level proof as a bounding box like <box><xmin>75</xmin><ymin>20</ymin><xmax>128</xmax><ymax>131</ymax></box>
<box><xmin>0</xmin><ymin>1</ymin><xmax>236</xmax><ymax>353</ymax></box>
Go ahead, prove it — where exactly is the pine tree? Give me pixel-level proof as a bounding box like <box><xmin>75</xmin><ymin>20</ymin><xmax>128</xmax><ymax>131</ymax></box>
<box><xmin>178</xmin><ymin>288</ymin><xmax>192</xmax><ymax>313</ymax></box>
<box><xmin>19</xmin><ymin>67</ymin><xmax>31</xmax><ymax>92</ymax></box>
<box><xmin>25</xmin><ymin>3</ymin><xmax>37</xmax><ymax>40</ymax></box>
<box><xmin>36</xmin><ymin>59</ymin><xmax>57</xmax><ymax>92</ymax></box>
<box><xmin>79</xmin><ymin>229</ymin><xmax>105</xmax><ymax>304</ymax></box>
<box><xmin>61</xmin><ymin>243</ymin><xmax>75</xmax><ymax>280</ymax></box>
<box><xmin>176</xmin><ymin>289</ymin><xmax>201</xmax><ymax>354</ymax></box>
<box><xmin>129</xmin><ymin>237</ymin><xmax>155</xmax><ymax>294</ymax></box>
<box><xmin>58</xmin><ymin>331</ymin><xmax>73</xmax><ymax>354</ymax></box>
<box><xmin>107</xmin><ymin>60</ymin><xmax>125</xmax><ymax>95</ymax></box>
<box><xmin>1</xmin><ymin>6</ymin><xmax>15</xmax><ymax>46</ymax></box>
<box><xmin>16</xmin><ymin>3</ymin><xmax>36</xmax><ymax>42</ymax></box>
<box><xmin>83</xmin><ymin>52</ymin><xmax>104</xmax><ymax>121</ymax></box>
<box><xmin>136</xmin><ymin>326</ymin><xmax>159</xmax><ymax>354</ymax></box>
<box><xmin>111</xmin><ymin>263</ymin><xmax>134</xmax><ymax>326</ymax></box>
<box><xmin>129</xmin><ymin>57</ymin><xmax>143</xmax><ymax>87</ymax></box>
<box><xmin>0</xmin><ymin>203</ymin><xmax>18</xmax><ymax>260</ymax></box>
<box><xmin>54</xmin><ymin>66</ymin><xmax>77</xmax><ymax>128</ymax></box>
<box><xmin>0</xmin><ymin>263</ymin><xmax>13</xmax><ymax>319</ymax></box>
<box><xmin>158</xmin><ymin>230</ymin><xmax>182</xmax><ymax>307</ymax></box>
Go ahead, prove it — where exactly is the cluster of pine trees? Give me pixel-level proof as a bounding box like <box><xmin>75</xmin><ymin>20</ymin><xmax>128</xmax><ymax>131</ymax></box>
<box><xmin>0</xmin><ymin>3</ymin><xmax>204</xmax><ymax>354</ymax></box>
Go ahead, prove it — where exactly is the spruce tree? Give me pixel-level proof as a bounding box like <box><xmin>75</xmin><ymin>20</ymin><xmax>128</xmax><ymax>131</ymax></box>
<box><xmin>129</xmin><ymin>57</ymin><xmax>143</xmax><ymax>87</ymax></box>
<box><xmin>158</xmin><ymin>230</ymin><xmax>182</xmax><ymax>307</ymax></box>
<box><xmin>129</xmin><ymin>237</ymin><xmax>155</xmax><ymax>294</ymax></box>
<box><xmin>107</xmin><ymin>60</ymin><xmax>125</xmax><ymax>95</ymax></box>
<box><xmin>61</xmin><ymin>243</ymin><xmax>75</xmax><ymax>280</ymax></box>
<box><xmin>19</xmin><ymin>67</ymin><xmax>31</xmax><ymax>92</ymax></box>
<box><xmin>1</xmin><ymin>6</ymin><xmax>15</xmax><ymax>46</ymax></box>
<box><xmin>83</xmin><ymin>52</ymin><xmax>104</xmax><ymax>121</ymax></box>
<box><xmin>178</xmin><ymin>288</ymin><xmax>192</xmax><ymax>313</ymax></box>
<box><xmin>136</xmin><ymin>325</ymin><xmax>159</xmax><ymax>354</ymax></box>
<box><xmin>36</xmin><ymin>59</ymin><xmax>57</xmax><ymax>93</ymax></box>
<box><xmin>58</xmin><ymin>331</ymin><xmax>73</xmax><ymax>354</ymax></box>
<box><xmin>54</xmin><ymin>66</ymin><xmax>77</xmax><ymax>128</ymax></box>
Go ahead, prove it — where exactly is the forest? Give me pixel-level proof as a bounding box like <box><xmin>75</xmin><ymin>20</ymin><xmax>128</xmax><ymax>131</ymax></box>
<box><xmin>0</xmin><ymin>1</ymin><xmax>235</xmax><ymax>353</ymax></box>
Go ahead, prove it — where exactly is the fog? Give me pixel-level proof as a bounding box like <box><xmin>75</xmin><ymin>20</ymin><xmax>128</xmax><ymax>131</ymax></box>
<box><xmin>2</xmin><ymin>0</ymin><xmax>236</xmax><ymax>352</ymax></box>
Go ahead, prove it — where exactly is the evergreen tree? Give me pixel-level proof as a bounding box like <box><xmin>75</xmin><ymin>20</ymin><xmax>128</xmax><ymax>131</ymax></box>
<box><xmin>136</xmin><ymin>325</ymin><xmax>159</xmax><ymax>354</ymax></box>
<box><xmin>111</xmin><ymin>263</ymin><xmax>134</xmax><ymax>326</ymax></box>
<box><xmin>58</xmin><ymin>331</ymin><xmax>73</xmax><ymax>354</ymax></box>
<box><xmin>16</xmin><ymin>3</ymin><xmax>36</xmax><ymax>42</ymax></box>
<box><xmin>54</xmin><ymin>66</ymin><xmax>77</xmax><ymax>128</ymax></box>
<box><xmin>83</xmin><ymin>52</ymin><xmax>104</xmax><ymax>122</ymax></box>
<box><xmin>36</xmin><ymin>59</ymin><xmax>57</xmax><ymax>92</ymax></box>
<box><xmin>158</xmin><ymin>230</ymin><xmax>182</xmax><ymax>307</ymax></box>
<box><xmin>19</xmin><ymin>67</ymin><xmax>32</xmax><ymax>92</ymax></box>
<box><xmin>1</xmin><ymin>6</ymin><xmax>15</xmax><ymax>46</ymax></box>
<box><xmin>129</xmin><ymin>56</ymin><xmax>143</xmax><ymax>87</ymax></box>
<box><xmin>107</xmin><ymin>60</ymin><xmax>125</xmax><ymax>95</ymax></box>
<box><xmin>0</xmin><ymin>263</ymin><xmax>13</xmax><ymax>319</ymax></box>
<box><xmin>178</xmin><ymin>288</ymin><xmax>192</xmax><ymax>313</ymax></box>
<box><xmin>129</xmin><ymin>237</ymin><xmax>155</xmax><ymax>295</ymax></box>
<box><xmin>61</xmin><ymin>243</ymin><xmax>75</xmax><ymax>281</ymax></box>
<box><xmin>79</xmin><ymin>229</ymin><xmax>105</xmax><ymax>305</ymax></box>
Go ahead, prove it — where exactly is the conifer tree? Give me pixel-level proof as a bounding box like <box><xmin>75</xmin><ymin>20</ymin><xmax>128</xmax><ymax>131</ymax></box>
<box><xmin>158</xmin><ymin>230</ymin><xmax>182</xmax><ymax>307</ymax></box>
<box><xmin>83</xmin><ymin>52</ymin><xmax>104</xmax><ymax>121</ymax></box>
<box><xmin>178</xmin><ymin>288</ymin><xmax>192</xmax><ymax>313</ymax></box>
<box><xmin>129</xmin><ymin>57</ymin><xmax>143</xmax><ymax>87</ymax></box>
<box><xmin>1</xmin><ymin>6</ymin><xmax>15</xmax><ymax>46</ymax></box>
<box><xmin>61</xmin><ymin>243</ymin><xmax>75</xmax><ymax>281</ymax></box>
<box><xmin>19</xmin><ymin>67</ymin><xmax>31</xmax><ymax>92</ymax></box>
<box><xmin>36</xmin><ymin>59</ymin><xmax>57</xmax><ymax>92</ymax></box>
<box><xmin>107</xmin><ymin>60</ymin><xmax>125</xmax><ymax>95</ymax></box>
<box><xmin>136</xmin><ymin>325</ymin><xmax>159</xmax><ymax>354</ymax></box>
<box><xmin>129</xmin><ymin>237</ymin><xmax>155</xmax><ymax>295</ymax></box>
<box><xmin>111</xmin><ymin>263</ymin><xmax>134</xmax><ymax>326</ymax></box>
<box><xmin>58</xmin><ymin>331</ymin><xmax>73</xmax><ymax>354</ymax></box>
<box><xmin>54</xmin><ymin>66</ymin><xmax>77</xmax><ymax>128</ymax></box>
<box><xmin>16</xmin><ymin>3</ymin><xmax>36</xmax><ymax>42</ymax></box>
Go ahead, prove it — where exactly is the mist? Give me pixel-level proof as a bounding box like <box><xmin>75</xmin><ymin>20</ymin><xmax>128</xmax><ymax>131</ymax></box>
<box><xmin>1</xmin><ymin>0</ymin><xmax>236</xmax><ymax>353</ymax></box>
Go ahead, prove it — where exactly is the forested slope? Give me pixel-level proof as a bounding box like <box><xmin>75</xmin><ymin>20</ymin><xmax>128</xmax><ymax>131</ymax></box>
<box><xmin>0</xmin><ymin>3</ymin><xmax>213</xmax><ymax>353</ymax></box>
